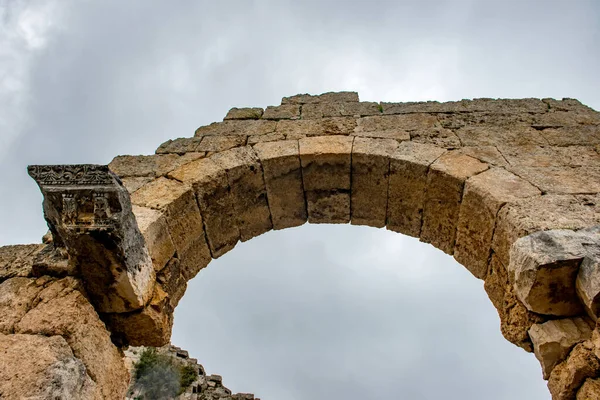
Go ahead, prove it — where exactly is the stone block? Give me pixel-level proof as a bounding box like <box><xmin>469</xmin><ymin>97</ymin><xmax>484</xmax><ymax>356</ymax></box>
<box><xmin>539</xmin><ymin>125</ymin><xmax>600</xmax><ymax>146</ymax></box>
<box><xmin>247</xmin><ymin>132</ymin><xmax>285</xmax><ymax>145</ymax></box>
<box><xmin>353</xmin><ymin>115</ymin><xmax>411</xmax><ymax>140</ymax></box>
<box><xmin>498</xmin><ymin>145</ymin><xmax>600</xmax><ymax>167</ymax></box>
<box><xmin>195</xmin><ymin>120</ymin><xmax>276</xmax><ymax>137</ymax></box>
<box><xmin>351</xmin><ymin>138</ymin><xmax>399</xmax><ymax>227</ymax></box>
<box><xmin>277</xmin><ymin>118</ymin><xmax>356</xmax><ymax>138</ymax></box>
<box><xmin>509</xmin><ymin>166</ymin><xmax>600</xmax><ymax>194</ymax></box>
<box><xmin>454</xmin><ymin>168</ymin><xmax>541</xmax><ymax>279</ymax></box>
<box><xmin>381</xmin><ymin>100</ymin><xmax>467</xmax><ymax>114</ymax></box>
<box><xmin>132</xmin><ymin>205</ymin><xmax>175</xmax><ymax>272</ymax></box>
<box><xmin>386</xmin><ymin>142</ymin><xmax>446</xmax><ymax>237</ymax></box>
<box><xmin>420</xmin><ymin>152</ymin><xmax>488</xmax><ymax>254</ymax></box>
<box><xmin>529</xmin><ymin>318</ymin><xmax>593</xmax><ymax>379</ymax></box>
<box><xmin>109</xmin><ymin>153</ymin><xmax>205</xmax><ymax>178</ymax></box>
<box><xmin>211</xmin><ymin>146</ymin><xmax>272</xmax><ymax>241</ymax></box>
<box><xmin>484</xmin><ymin>254</ymin><xmax>509</xmax><ymax>312</ymax></box>
<box><xmin>491</xmin><ymin>195</ymin><xmax>600</xmax><ymax>267</ymax></box>
<box><xmin>577</xmin><ymin>252</ymin><xmax>600</xmax><ymax>320</ymax></box>
<box><xmin>155</xmin><ymin>137</ymin><xmax>202</xmax><ymax>154</ymax></box>
<box><xmin>548</xmin><ymin>341</ymin><xmax>600</xmax><ymax>400</ymax></box>
<box><xmin>302</xmin><ymin>102</ymin><xmax>379</xmax><ymax>119</ymax></box>
<box><xmin>456</xmin><ymin>146</ymin><xmax>509</xmax><ymax>167</ymax></box>
<box><xmin>196</xmin><ymin>135</ymin><xmax>247</xmax><ymax>153</ymax></box>
<box><xmin>120</xmin><ymin>176</ymin><xmax>153</xmax><ymax>194</ymax></box>
<box><xmin>577</xmin><ymin>378</ymin><xmax>600</xmax><ymax>399</ymax></box>
<box><xmin>0</xmin><ymin>244</ymin><xmax>44</xmax><ymax>282</ymax></box>
<box><xmin>253</xmin><ymin>140</ymin><xmax>307</xmax><ymax>229</ymax></box>
<box><xmin>224</xmin><ymin>107</ymin><xmax>263</xmax><ymax>120</ymax></box>
<box><xmin>168</xmin><ymin>158</ymin><xmax>240</xmax><ymax>258</ymax></box>
<box><xmin>456</xmin><ymin>125</ymin><xmax>547</xmax><ymax>147</ymax></box>
<box><xmin>299</xmin><ymin>136</ymin><xmax>353</xmax><ymax>223</ymax></box>
<box><xmin>282</xmin><ymin>92</ymin><xmax>359</xmax><ymax>104</ymax></box>
<box><xmin>509</xmin><ymin>230</ymin><xmax>588</xmax><ymax>316</ymax></box>
<box><xmin>262</xmin><ymin>104</ymin><xmax>300</xmax><ymax>120</ymax></box>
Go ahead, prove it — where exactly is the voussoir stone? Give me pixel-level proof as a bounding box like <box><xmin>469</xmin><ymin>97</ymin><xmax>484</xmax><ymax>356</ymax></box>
<box><xmin>132</xmin><ymin>205</ymin><xmax>175</xmax><ymax>272</ymax></box>
<box><xmin>420</xmin><ymin>151</ymin><xmax>489</xmax><ymax>254</ymax></box>
<box><xmin>211</xmin><ymin>146</ymin><xmax>272</xmax><ymax>241</ymax></box>
<box><xmin>351</xmin><ymin>138</ymin><xmax>399</xmax><ymax>227</ymax></box>
<box><xmin>454</xmin><ymin>168</ymin><xmax>541</xmax><ymax>279</ymax></box>
<box><xmin>529</xmin><ymin>318</ymin><xmax>594</xmax><ymax>379</ymax></box>
<box><xmin>509</xmin><ymin>229</ymin><xmax>589</xmax><ymax>316</ymax></box>
<box><xmin>253</xmin><ymin>140</ymin><xmax>307</xmax><ymax>229</ymax></box>
<box><xmin>299</xmin><ymin>136</ymin><xmax>353</xmax><ymax>223</ymax></box>
<box><xmin>386</xmin><ymin>141</ymin><xmax>447</xmax><ymax>237</ymax></box>
<box><xmin>576</xmin><ymin>251</ymin><xmax>600</xmax><ymax>320</ymax></box>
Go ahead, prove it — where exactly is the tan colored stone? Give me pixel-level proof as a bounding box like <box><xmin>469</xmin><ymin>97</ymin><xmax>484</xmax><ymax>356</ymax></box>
<box><xmin>0</xmin><ymin>333</ymin><xmax>98</xmax><ymax>400</ymax></box>
<box><xmin>420</xmin><ymin>152</ymin><xmax>489</xmax><ymax>254</ymax></box>
<box><xmin>492</xmin><ymin>194</ymin><xmax>600</xmax><ymax>267</ymax></box>
<box><xmin>456</xmin><ymin>125</ymin><xmax>547</xmax><ymax>147</ymax></box>
<box><xmin>15</xmin><ymin>277</ymin><xmax>129</xmax><ymax>400</ymax></box>
<box><xmin>577</xmin><ymin>254</ymin><xmax>600</xmax><ymax>320</ymax></box>
<box><xmin>0</xmin><ymin>276</ymin><xmax>49</xmax><ymax>333</ymax></box>
<box><xmin>539</xmin><ymin>125</ymin><xmax>600</xmax><ymax>146</ymax></box>
<box><xmin>155</xmin><ymin>137</ymin><xmax>202</xmax><ymax>154</ymax></box>
<box><xmin>0</xmin><ymin>244</ymin><xmax>44</xmax><ymax>282</ymax></box>
<box><xmin>499</xmin><ymin>145</ymin><xmax>600</xmax><ymax>167</ymax></box>
<box><xmin>247</xmin><ymin>132</ymin><xmax>286</xmax><ymax>145</ymax></box>
<box><xmin>484</xmin><ymin>254</ymin><xmax>509</xmax><ymax>312</ymax></box>
<box><xmin>253</xmin><ymin>140</ymin><xmax>307</xmax><ymax>229</ymax></box>
<box><xmin>120</xmin><ymin>176</ymin><xmax>153</xmax><ymax>193</ymax></box>
<box><xmin>156</xmin><ymin>257</ymin><xmax>186</xmax><ymax>308</ymax></box>
<box><xmin>282</xmin><ymin>92</ymin><xmax>359</xmax><ymax>104</ymax></box>
<box><xmin>386</xmin><ymin>142</ymin><xmax>446</xmax><ymax>236</ymax></box>
<box><xmin>132</xmin><ymin>205</ymin><xmax>175</xmax><ymax>272</ymax></box>
<box><xmin>549</xmin><ymin>341</ymin><xmax>600</xmax><ymax>400</ymax></box>
<box><xmin>381</xmin><ymin>100</ymin><xmax>467</xmax><ymax>114</ymax></box>
<box><xmin>509</xmin><ymin>230</ymin><xmax>588</xmax><ymax>316</ymax></box>
<box><xmin>277</xmin><ymin>117</ymin><xmax>357</xmax><ymax>138</ymax></box>
<box><xmin>109</xmin><ymin>153</ymin><xmax>205</xmax><ymax>178</ymax></box>
<box><xmin>351</xmin><ymin>138</ymin><xmax>399</xmax><ymax>227</ymax></box>
<box><xmin>195</xmin><ymin>120</ymin><xmax>276</xmax><ymax>137</ymax></box>
<box><xmin>106</xmin><ymin>303</ymin><xmax>172</xmax><ymax>348</ymax></box>
<box><xmin>211</xmin><ymin>146</ymin><xmax>272</xmax><ymax>241</ymax></box>
<box><xmin>456</xmin><ymin>146</ymin><xmax>509</xmax><ymax>167</ymax></box>
<box><xmin>577</xmin><ymin>378</ymin><xmax>600</xmax><ymax>399</ymax></box>
<box><xmin>302</xmin><ymin>102</ymin><xmax>379</xmax><ymax>119</ymax></box>
<box><xmin>530</xmin><ymin>318</ymin><xmax>593</xmax><ymax>379</ymax></box>
<box><xmin>299</xmin><ymin>136</ymin><xmax>353</xmax><ymax>223</ymax></box>
<box><xmin>196</xmin><ymin>135</ymin><xmax>247</xmax><ymax>152</ymax></box>
<box><xmin>509</xmin><ymin>166</ymin><xmax>600</xmax><ymax>194</ymax></box>
<box><xmin>169</xmin><ymin>157</ymin><xmax>240</xmax><ymax>257</ymax></box>
<box><xmin>454</xmin><ymin>168</ymin><xmax>541</xmax><ymax>279</ymax></box>
<box><xmin>263</xmin><ymin>104</ymin><xmax>300</xmax><ymax>120</ymax></box>
<box><xmin>224</xmin><ymin>107</ymin><xmax>263</xmax><ymax>120</ymax></box>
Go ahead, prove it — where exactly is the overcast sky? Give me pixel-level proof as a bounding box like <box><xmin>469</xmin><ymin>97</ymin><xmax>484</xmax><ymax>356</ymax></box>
<box><xmin>1</xmin><ymin>1</ymin><xmax>599</xmax><ymax>399</ymax></box>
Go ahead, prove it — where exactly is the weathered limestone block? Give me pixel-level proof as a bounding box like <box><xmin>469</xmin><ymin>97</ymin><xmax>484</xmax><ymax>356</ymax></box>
<box><xmin>277</xmin><ymin>117</ymin><xmax>357</xmax><ymax>139</ymax></box>
<box><xmin>263</xmin><ymin>104</ymin><xmax>301</xmax><ymax>120</ymax></box>
<box><xmin>456</xmin><ymin>146</ymin><xmax>509</xmax><ymax>167</ymax></box>
<box><xmin>492</xmin><ymin>194</ymin><xmax>600</xmax><ymax>267</ymax></box>
<box><xmin>29</xmin><ymin>165</ymin><xmax>155</xmax><ymax>314</ymax></box>
<box><xmin>15</xmin><ymin>277</ymin><xmax>129</xmax><ymax>400</ymax></box>
<box><xmin>156</xmin><ymin>257</ymin><xmax>186</xmax><ymax>308</ymax></box>
<box><xmin>168</xmin><ymin>158</ymin><xmax>240</xmax><ymax>258</ymax></box>
<box><xmin>211</xmin><ymin>146</ymin><xmax>272</xmax><ymax>241</ymax></box>
<box><xmin>484</xmin><ymin>254</ymin><xmax>509</xmax><ymax>311</ymax></box>
<box><xmin>577</xmin><ymin>378</ymin><xmax>600</xmax><ymax>399</ymax></box>
<box><xmin>499</xmin><ymin>145</ymin><xmax>600</xmax><ymax>167</ymax></box>
<box><xmin>132</xmin><ymin>205</ymin><xmax>175</xmax><ymax>272</ymax></box>
<box><xmin>253</xmin><ymin>140</ymin><xmax>307</xmax><ymax>229</ymax></box>
<box><xmin>535</xmin><ymin>109</ymin><xmax>600</xmax><ymax>127</ymax></box>
<box><xmin>155</xmin><ymin>137</ymin><xmax>203</xmax><ymax>154</ymax></box>
<box><xmin>351</xmin><ymin>138</ymin><xmax>399</xmax><ymax>227</ymax></box>
<box><xmin>109</xmin><ymin>153</ymin><xmax>205</xmax><ymax>178</ymax></box>
<box><xmin>420</xmin><ymin>152</ymin><xmax>488</xmax><ymax>254</ymax></box>
<box><xmin>282</xmin><ymin>91</ymin><xmax>359</xmax><ymax>104</ymax></box>
<box><xmin>509</xmin><ymin>230</ymin><xmax>588</xmax><ymax>316</ymax></box>
<box><xmin>454</xmin><ymin>168</ymin><xmax>541</xmax><ymax>279</ymax></box>
<box><xmin>381</xmin><ymin>100</ymin><xmax>467</xmax><ymax>114</ymax></box>
<box><xmin>410</xmin><ymin>126</ymin><xmax>461</xmax><ymax>148</ymax></box>
<box><xmin>548</xmin><ymin>341</ymin><xmax>600</xmax><ymax>400</ymax></box>
<box><xmin>224</xmin><ymin>107</ymin><xmax>264</xmax><ymax>120</ymax></box>
<box><xmin>0</xmin><ymin>276</ymin><xmax>50</xmax><ymax>333</ymax></box>
<box><xmin>456</xmin><ymin>125</ymin><xmax>547</xmax><ymax>147</ymax></box>
<box><xmin>576</xmin><ymin>253</ymin><xmax>600</xmax><ymax>320</ymax></box>
<box><xmin>0</xmin><ymin>244</ymin><xmax>44</xmax><ymax>282</ymax></box>
<box><xmin>31</xmin><ymin>244</ymin><xmax>74</xmax><ymax>279</ymax></box>
<box><xmin>131</xmin><ymin>177</ymin><xmax>211</xmax><ymax>280</ymax></box>
<box><xmin>196</xmin><ymin>135</ymin><xmax>247</xmax><ymax>153</ymax></box>
<box><xmin>0</xmin><ymin>333</ymin><xmax>97</xmax><ymax>400</ymax></box>
<box><xmin>195</xmin><ymin>120</ymin><xmax>276</xmax><ymax>137</ymax></box>
<box><xmin>462</xmin><ymin>98</ymin><xmax>548</xmax><ymax>113</ymax></box>
<box><xmin>120</xmin><ymin>176</ymin><xmax>153</xmax><ymax>194</ymax></box>
<box><xmin>299</xmin><ymin>136</ymin><xmax>353</xmax><ymax>223</ymax></box>
<box><xmin>386</xmin><ymin>142</ymin><xmax>446</xmax><ymax>237</ymax></box>
<box><xmin>353</xmin><ymin>115</ymin><xmax>411</xmax><ymax>140</ymax></box>
<box><xmin>247</xmin><ymin>132</ymin><xmax>285</xmax><ymax>145</ymax></box>
<box><xmin>529</xmin><ymin>318</ymin><xmax>593</xmax><ymax>379</ymax></box>
<box><xmin>509</xmin><ymin>166</ymin><xmax>600</xmax><ymax>194</ymax></box>
<box><xmin>302</xmin><ymin>101</ymin><xmax>380</xmax><ymax>119</ymax></box>
<box><xmin>539</xmin><ymin>125</ymin><xmax>600</xmax><ymax>146</ymax></box>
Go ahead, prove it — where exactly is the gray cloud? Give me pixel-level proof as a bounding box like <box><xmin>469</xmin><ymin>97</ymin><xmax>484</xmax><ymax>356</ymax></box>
<box><xmin>2</xmin><ymin>1</ymin><xmax>599</xmax><ymax>398</ymax></box>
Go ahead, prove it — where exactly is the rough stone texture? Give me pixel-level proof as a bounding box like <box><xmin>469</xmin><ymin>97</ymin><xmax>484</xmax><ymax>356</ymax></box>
<box><xmin>195</xmin><ymin>120</ymin><xmax>276</xmax><ymax>137</ymax></box>
<box><xmin>576</xmin><ymin>251</ymin><xmax>600</xmax><ymax>320</ymax></box>
<box><xmin>132</xmin><ymin>205</ymin><xmax>175</xmax><ymax>272</ymax></box>
<box><xmin>282</xmin><ymin>91</ymin><xmax>359</xmax><ymax>104</ymax></box>
<box><xmin>0</xmin><ymin>244</ymin><xmax>44</xmax><ymax>282</ymax></box>
<box><xmin>351</xmin><ymin>138</ymin><xmax>399</xmax><ymax>227</ymax></box>
<box><xmin>196</xmin><ymin>135</ymin><xmax>247</xmax><ymax>153</ymax></box>
<box><xmin>302</xmin><ymin>101</ymin><xmax>380</xmax><ymax>119</ymax></box>
<box><xmin>224</xmin><ymin>107</ymin><xmax>263</xmax><ymax>120</ymax></box>
<box><xmin>253</xmin><ymin>140</ymin><xmax>307</xmax><ymax>229</ymax></box>
<box><xmin>211</xmin><ymin>146</ymin><xmax>272</xmax><ymax>241</ymax></box>
<box><xmin>509</xmin><ymin>230</ymin><xmax>590</xmax><ymax>316</ymax></box>
<box><xmin>156</xmin><ymin>138</ymin><xmax>203</xmax><ymax>155</ymax></box>
<box><xmin>577</xmin><ymin>378</ymin><xmax>600</xmax><ymax>399</ymax></box>
<box><xmin>0</xmin><ymin>333</ymin><xmax>97</xmax><ymax>400</ymax></box>
<box><xmin>277</xmin><ymin>117</ymin><xmax>357</xmax><ymax>138</ymax></box>
<box><xmin>454</xmin><ymin>168</ymin><xmax>541</xmax><ymax>279</ymax></box>
<box><xmin>299</xmin><ymin>136</ymin><xmax>353</xmax><ymax>223</ymax></box>
<box><xmin>548</xmin><ymin>341</ymin><xmax>600</xmax><ymax>400</ymax></box>
<box><xmin>386</xmin><ymin>142</ymin><xmax>446</xmax><ymax>236</ymax></box>
<box><xmin>420</xmin><ymin>152</ymin><xmax>489</xmax><ymax>254</ymax></box>
<box><xmin>510</xmin><ymin>166</ymin><xmax>600</xmax><ymax>194</ymax></box>
<box><xmin>530</xmin><ymin>318</ymin><xmax>594</xmax><ymax>379</ymax></box>
<box><xmin>262</xmin><ymin>104</ymin><xmax>300</xmax><ymax>120</ymax></box>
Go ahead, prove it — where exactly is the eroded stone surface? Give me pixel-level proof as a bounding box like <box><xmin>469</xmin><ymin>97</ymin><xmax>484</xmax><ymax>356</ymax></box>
<box><xmin>548</xmin><ymin>341</ymin><xmax>600</xmax><ymax>400</ymax></box>
<box><xmin>224</xmin><ymin>107</ymin><xmax>263</xmax><ymax>120</ymax></box>
<box><xmin>577</xmin><ymin>378</ymin><xmax>600</xmax><ymax>399</ymax></box>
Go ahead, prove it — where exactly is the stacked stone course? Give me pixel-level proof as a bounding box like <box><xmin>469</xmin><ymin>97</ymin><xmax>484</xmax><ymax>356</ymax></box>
<box><xmin>1</xmin><ymin>91</ymin><xmax>600</xmax><ymax>399</ymax></box>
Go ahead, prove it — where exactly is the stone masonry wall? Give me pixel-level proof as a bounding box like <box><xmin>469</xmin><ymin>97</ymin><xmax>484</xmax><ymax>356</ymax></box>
<box><xmin>1</xmin><ymin>92</ymin><xmax>600</xmax><ymax>399</ymax></box>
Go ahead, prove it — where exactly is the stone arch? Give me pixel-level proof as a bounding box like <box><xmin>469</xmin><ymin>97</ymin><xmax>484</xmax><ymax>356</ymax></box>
<box><xmin>17</xmin><ymin>92</ymin><xmax>600</xmax><ymax>399</ymax></box>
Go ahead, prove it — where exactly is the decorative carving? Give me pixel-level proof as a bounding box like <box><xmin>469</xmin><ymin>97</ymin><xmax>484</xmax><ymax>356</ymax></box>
<box><xmin>62</xmin><ymin>193</ymin><xmax>78</xmax><ymax>225</ymax></box>
<box><xmin>27</xmin><ymin>164</ymin><xmax>114</xmax><ymax>186</ymax></box>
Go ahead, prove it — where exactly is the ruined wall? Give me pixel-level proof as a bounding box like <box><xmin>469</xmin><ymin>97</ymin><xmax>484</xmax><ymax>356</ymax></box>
<box><xmin>1</xmin><ymin>92</ymin><xmax>600</xmax><ymax>399</ymax></box>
